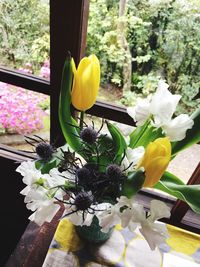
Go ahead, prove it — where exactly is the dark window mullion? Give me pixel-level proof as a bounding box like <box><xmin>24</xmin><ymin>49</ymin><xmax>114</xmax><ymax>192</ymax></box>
<box><xmin>50</xmin><ymin>0</ymin><xmax>90</xmax><ymax>146</ymax></box>
<box><xmin>87</xmin><ymin>100</ymin><xmax>136</xmax><ymax>126</ymax></box>
<box><xmin>0</xmin><ymin>67</ymin><xmax>50</xmax><ymax>95</ymax></box>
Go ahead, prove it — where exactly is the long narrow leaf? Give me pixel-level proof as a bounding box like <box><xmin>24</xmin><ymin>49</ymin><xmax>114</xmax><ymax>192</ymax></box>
<box><xmin>106</xmin><ymin>121</ymin><xmax>127</xmax><ymax>163</ymax></box>
<box><xmin>154</xmin><ymin>171</ymin><xmax>200</xmax><ymax>214</ymax></box>
<box><xmin>58</xmin><ymin>54</ymin><xmax>82</xmax><ymax>153</ymax></box>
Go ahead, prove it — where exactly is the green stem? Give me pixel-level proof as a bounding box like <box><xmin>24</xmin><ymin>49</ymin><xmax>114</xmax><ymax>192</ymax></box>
<box><xmin>79</xmin><ymin>111</ymin><xmax>85</xmax><ymax>130</ymax></box>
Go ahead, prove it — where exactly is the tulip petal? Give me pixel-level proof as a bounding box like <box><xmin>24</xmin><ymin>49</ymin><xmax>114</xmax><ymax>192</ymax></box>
<box><xmin>138</xmin><ymin>137</ymin><xmax>171</xmax><ymax>187</ymax></box>
<box><xmin>143</xmin><ymin>157</ymin><xmax>170</xmax><ymax>187</ymax></box>
<box><xmin>71</xmin><ymin>55</ymin><xmax>100</xmax><ymax>111</ymax></box>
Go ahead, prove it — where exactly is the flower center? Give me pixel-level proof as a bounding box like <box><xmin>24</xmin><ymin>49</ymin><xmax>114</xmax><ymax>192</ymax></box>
<box><xmin>76</xmin><ymin>167</ymin><xmax>91</xmax><ymax>184</ymax></box>
<box><xmin>106</xmin><ymin>164</ymin><xmax>122</xmax><ymax>180</ymax></box>
<box><xmin>74</xmin><ymin>191</ymin><xmax>94</xmax><ymax>211</ymax></box>
<box><xmin>80</xmin><ymin>127</ymin><xmax>98</xmax><ymax>144</ymax></box>
<box><xmin>35</xmin><ymin>142</ymin><xmax>54</xmax><ymax>161</ymax></box>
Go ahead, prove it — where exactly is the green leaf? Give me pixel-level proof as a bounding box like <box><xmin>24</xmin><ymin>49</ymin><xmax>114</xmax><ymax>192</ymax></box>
<box><xmin>121</xmin><ymin>170</ymin><xmax>145</xmax><ymax>198</ymax></box>
<box><xmin>106</xmin><ymin>121</ymin><xmax>127</xmax><ymax>163</ymax></box>
<box><xmin>95</xmin><ymin>134</ymin><xmax>115</xmax><ymax>172</ymax></box>
<box><xmin>172</xmin><ymin>107</ymin><xmax>200</xmax><ymax>157</ymax></box>
<box><xmin>129</xmin><ymin>119</ymin><xmax>150</xmax><ymax>148</ymax></box>
<box><xmin>129</xmin><ymin>119</ymin><xmax>163</xmax><ymax>148</ymax></box>
<box><xmin>154</xmin><ymin>171</ymin><xmax>200</xmax><ymax>214</ymax></box>
<box><xmin>58</xmin><ymin>54</ymin><xmax>82</xmax><ymax>153</ymax></box>
<box><xmin>35</xmin><ymin>158</ymin><xmax>57</xmax><ymax>174</ymax></box>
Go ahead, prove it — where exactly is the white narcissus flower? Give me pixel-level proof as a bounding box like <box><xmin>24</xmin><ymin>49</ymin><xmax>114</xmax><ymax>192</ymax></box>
<box><xmin>162</xmin><ymin>114</ymin><xmax>194</xmax><ymax>141</ymax></box>
<box><xmin>121</xmin><ymin>146</ymin><xmax>145</xmax><ymax>172</ymax></box>
<box><xmin>150</xmin><ymin>80</ymin><xmax>181</xmax><ymax>127</ymax></box>
<box><xmin>127</xmin><ymin>97</ymin><xmax>151</xmax><ymax>126</ymax></box>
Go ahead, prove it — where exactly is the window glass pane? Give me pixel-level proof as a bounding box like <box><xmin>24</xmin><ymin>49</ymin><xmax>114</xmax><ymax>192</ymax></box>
<box><xmin>182</xmin><ymin>209</ymin><xmax>200</xmax><ymax>230</ymax></box>
<box><xmin>86</xmin><ymin>0</ymin><xmax>200</xmax><ymax>115</ymax></box>
<box><xmin>0</xmin><ymin>0</ymin><xmax>49</xmax><ymax>79</ymax></box>
<box><xmin>167</xmin><ymin>144</ymin><xmax>200</xmax><ymax>184</ymax></box>
<box><xmin>0</xmin><ymin>81</ymin><xmax>50</xmax><ymax>151</ymax></box>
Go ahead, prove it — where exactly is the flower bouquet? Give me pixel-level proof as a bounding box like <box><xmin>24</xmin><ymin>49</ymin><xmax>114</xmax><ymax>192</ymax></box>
<box><xmin>17</xmin><ymin>53</ymin><xmax>200</xmax><ymax>250</ymax></box>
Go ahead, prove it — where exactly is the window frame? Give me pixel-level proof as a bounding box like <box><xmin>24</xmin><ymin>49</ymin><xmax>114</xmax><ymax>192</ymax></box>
<box><xmin>0</xmin><ymin>0</ymin><xmax>199</xmax><ymax>233</ymax></box>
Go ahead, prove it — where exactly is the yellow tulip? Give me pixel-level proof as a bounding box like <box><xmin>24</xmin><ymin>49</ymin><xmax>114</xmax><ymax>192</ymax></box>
<box><xmin>71</xmin><ymin>54</ymin><xmax>100</xmax><ymax>111</ymax></box>
<box><xmin>137</xmin><ymin>137</ymin><xmax>171</xmax><ymax>188</ymax></box>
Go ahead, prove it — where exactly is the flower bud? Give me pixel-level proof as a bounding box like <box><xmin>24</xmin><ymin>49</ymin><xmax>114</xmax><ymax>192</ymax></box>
<box><xmin>137</xmin><ymin>137</ymin><xmax>171</xmax><ymax>187</ymax></box>
<box><xmin>71</xmin><ymin>55</ymin><xmax>100</xmax><ymax>111</ymax></box>
<box><xmin>80</xmin><ymin>127</ymin><xmax>98</xmax><ymax>144</ymax></box>
<box><xmin>35</xmin><ymin>142</ymin><xmax>54</xmax><ymax>161</ymax></box>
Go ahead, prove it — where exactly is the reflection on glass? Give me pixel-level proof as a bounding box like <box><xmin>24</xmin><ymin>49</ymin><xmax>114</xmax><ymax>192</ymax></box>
<box><xmin>86</xmin><ymin>0</ymin><xmax>200</xmax><ymax>115</ymax></box>
<box><xmin>0</xmin><ymin>82</ymin><xmax>50</xmax><ymax>151</ymax></box>
<box><xmin>0</xmin><ymin>0</ymin><xmax>49</xmax><ymax>78</ymax></box>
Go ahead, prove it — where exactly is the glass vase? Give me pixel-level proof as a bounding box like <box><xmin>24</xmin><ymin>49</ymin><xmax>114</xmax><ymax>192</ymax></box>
<box><xmin>75</xmin><ymin>216</ymin><xmax>114</xmax><ymax>243</ymax></box>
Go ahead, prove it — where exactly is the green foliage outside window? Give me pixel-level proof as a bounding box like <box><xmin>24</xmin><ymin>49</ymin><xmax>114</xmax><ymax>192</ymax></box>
<box><xmin>0</xmin><ymin>0</ymin><xmax>199</xmax><ymax>114</ymax></box>
<box><xmin>86</xmin><ymin>0</ymin><xmax>200</xmax><ymax>114</ymax></box>
<box><xmin>0</xmin><ymin>0</ymin><xmax>49</xmax><ymax>74</ymax></box>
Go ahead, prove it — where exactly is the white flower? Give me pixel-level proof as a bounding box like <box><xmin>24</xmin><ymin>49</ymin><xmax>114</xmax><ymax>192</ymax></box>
<box><xmin>97</xmin><ymin>203</ymin><xmax>121</xmax><ymax>233</ymax></box>
<box><xmin>138</xmin><ymin>200</ymin><xmax>171</xmax><ymax>250</ymax></box>
<box><xmin>29</xmin><ymin>202</ymin><xmax>60</xmax><ymax>226</ymax></box>
<box><xmin>16</xmin><ymin>160</ymin><xmax>41</xmax><ymax>186</ymax></box>
<box><xmin>48</xmin><ymin>168</ymin><xmax>75</xmax><ymax>186</ymax></box>
<box><xmin>162</xmin><ymin>114</ymin><xmax>194</xmax><ymax>141</ymax></box>
<box><xmin>150</xmin><ymin>80</ymin><xmax>181</xmax><ymax>127</ymax></box>
<box><xmin>16</xmin><ymin>161</ymin><xmax>46</xmax><ymax>197</ymax></box>
<box><xmin>116</xmin><ymin>196</ymin><xmax>145</xmax><ymax>230</ymax></box>
<box><xmin>45</xmin><ymin>168</ymin><xmax>76</xmax><ymax>199</ymax></box>
<box><xmin>127</xmin><ymin>79</ymin><xmax>194</xmax><ymax>141</ymax></box>
<box><xmin>127</xmin><ymin>97</ymin><xmax>151</xmax><ymax>126</ymax></box>
<box><xmin>115</xmin><ymin>198</ymin><xmax>170</xmax><ymax>250</ymax></box>
<box><xmin>25</xmin><ymin>187</ymin><xmax>60</xmax><ymax>226</ymax></box>
<box><xmin>121</xmin><ymin>146</ymin><xmax>145</xmax><ymax>172</ymax></box>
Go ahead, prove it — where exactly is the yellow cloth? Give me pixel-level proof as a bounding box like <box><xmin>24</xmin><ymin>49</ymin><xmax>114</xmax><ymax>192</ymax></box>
<box><xmin>42</xmin><ymin>219</ymin><xmax>200</xmax><ymax>267</ymax></box>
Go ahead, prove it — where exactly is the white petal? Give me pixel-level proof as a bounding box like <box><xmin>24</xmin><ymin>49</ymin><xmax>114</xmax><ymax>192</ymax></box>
<box><xmin>162</xmin><ymin>114</ymin><xmax>194</xmax><ymax>141</ymax></box>
<box><xmin>29</xmin><ymin>202</ymin><xmax>60</xmax><ymax>226</ymax></box>
<box><xmin>120</xmin><ymin>208</ymin><xmax>133</xmax><ymax>228</ymax></box>
<box><xmin>20</xmin><ymin>186</ymin><xmax>31</xmax><ymax>196</ymax></box>
<box><xmin>127</xmin><ymin>97</ymin><xmax>151</xmax><ymax>126</ymax></box>
<box><xmin>16</xmin><ymin>161</ymin><xmax>36</xmax><ymax>176</ymax></box>
<box><xmin>139</xmin><ymin>224</ymin><xmax>168</xmax><ymax>250</ymax></box>
<box><xmin>131</xmin><ymin>203</ymin><xmax>146</xmax><ymax>223</ymax></box>
<box><xmin>47</xmin><ymin>168</ymin><xmax>74</xmax><ymax>187</ymax></box>
<box><xmin>116</xmin><ymin>196</ymin><xmax>132</xmax><ymax>208</ymax></box>
<box><xmin>98</xmin><ymin>208</ymin><xmax>120</xmax><ymax>232</ymax></box>
<box><xmin>126</xmin><ymin>146</ymin><xmax>145</xmax><ymax>166</ymax></box>
<box><xmin>121</xmin><ymin>147</ymin><xmax>145</xmax><ymax>172</ymax></box>
<box><xmin>150</xmin><ymin>80</ymin><xmax>181</xmax><ymax>126</ymax></box>
<box><xmin>82</xmin><ymin>212</ymin><xmax>94</xmax><ymax>226</ymax></box>
<box><xmin>149</xmin><ymin>200</ymin><xmax>171</xmax><ymax>222</ymax></box>
<box><xmin>67</xmin><ymin>211</ymin><xmax>85</xmax><ymax>226</ymax></box>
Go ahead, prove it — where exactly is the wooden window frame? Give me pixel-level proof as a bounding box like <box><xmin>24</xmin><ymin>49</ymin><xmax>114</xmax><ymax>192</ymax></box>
<box><xmin>0</xmin><ymin>0</ymin><xmax>199</xmax><ymax>233</ymax></box>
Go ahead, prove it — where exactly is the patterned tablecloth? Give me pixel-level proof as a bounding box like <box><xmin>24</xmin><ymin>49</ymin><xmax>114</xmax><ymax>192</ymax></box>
<box><xmin>42</xmin><ymin>219</ymin><xmax>200</xmax><ymax>267</ymax></box>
